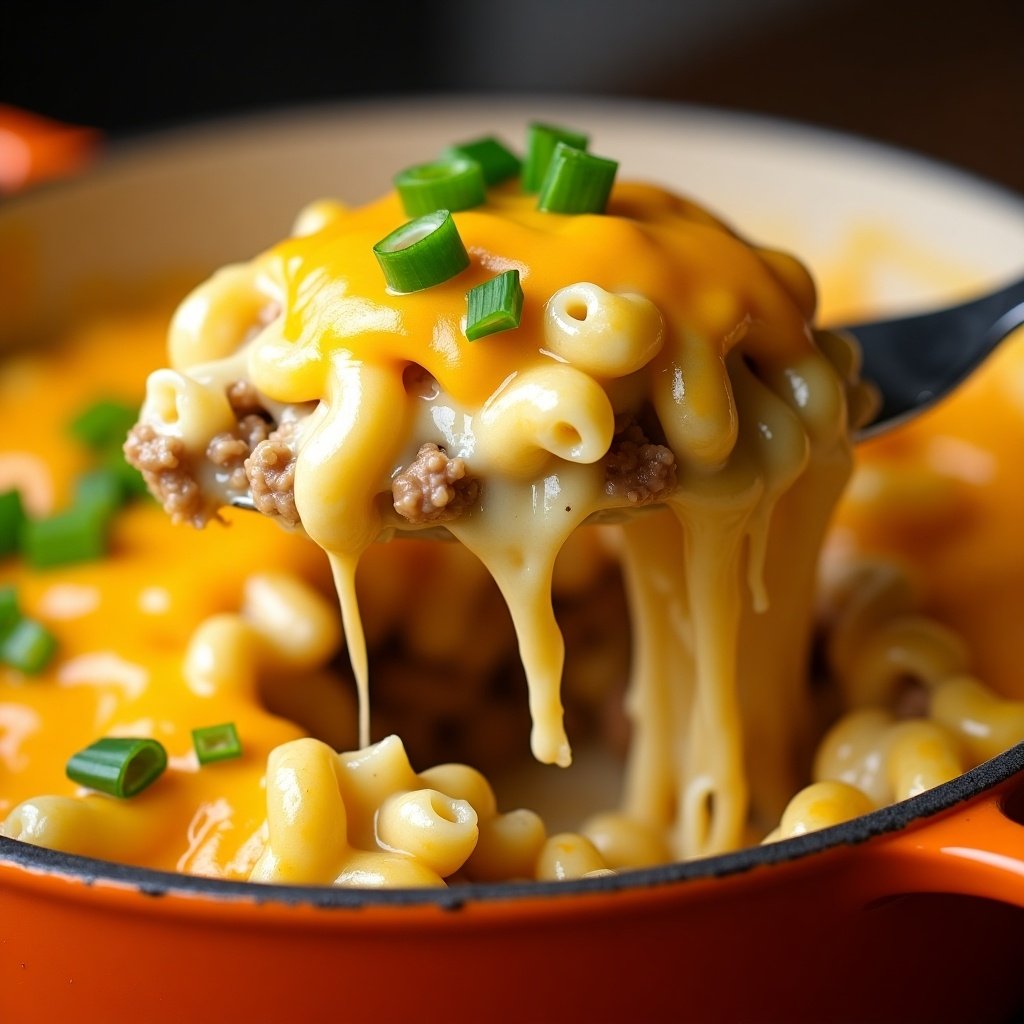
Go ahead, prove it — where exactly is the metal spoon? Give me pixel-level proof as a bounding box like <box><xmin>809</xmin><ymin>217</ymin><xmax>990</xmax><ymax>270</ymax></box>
<box><xmin>848</xmin><ymin>272</ymin><xmax>1024</xmax><ymax>440</ymax></box>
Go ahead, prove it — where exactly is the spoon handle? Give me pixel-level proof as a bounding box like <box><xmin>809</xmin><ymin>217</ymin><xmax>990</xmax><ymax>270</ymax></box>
<box><xmin>849</xmin><ymin>273</ymin><xmax>1024</xmax><ymax>439</ymax></box>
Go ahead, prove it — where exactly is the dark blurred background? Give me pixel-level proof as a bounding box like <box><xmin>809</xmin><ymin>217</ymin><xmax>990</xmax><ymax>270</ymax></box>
<box><xmin>3</xmin><ymin>0</ymin><xmax>1021</xmax><ymax>191</ymax></box>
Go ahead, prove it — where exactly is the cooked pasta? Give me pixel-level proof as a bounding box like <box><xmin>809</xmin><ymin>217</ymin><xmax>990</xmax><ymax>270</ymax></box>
<box><xmin>3</xmin><ymin>124</ymin><xmax>1024</xmax><ymax>888</ymax></box>
<box><xmin>536</xmin><ymin>832</ymin><xmax>608</xmax><ymax>881</ymax></box>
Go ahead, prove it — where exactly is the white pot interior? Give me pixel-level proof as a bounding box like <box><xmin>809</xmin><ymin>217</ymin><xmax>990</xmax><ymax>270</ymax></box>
<box><xmin>2</xmin><ymin>97</ymin><xmax>1023</xmax><ymax>348</ymax></box>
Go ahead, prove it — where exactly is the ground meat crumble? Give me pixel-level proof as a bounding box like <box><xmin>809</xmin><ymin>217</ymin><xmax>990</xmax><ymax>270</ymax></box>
<box><xmin>245</xmin><ymin>420</ymin><xmax>300</xmax><ymax>528</ymax></box>
<box><xmin>603</xmin><ymin>418</ymin><xmax>677</xmax><ymax>505</ymax></box>
<box><xmin>123</xmin><ymin>423</ymin><xmax>207</xmax><ymax>527</ymax></box>
<box><xmin>392</xmin><ymin>443</ymin><xmax>479</xmax><ymax>524</ymax></box>
<box><xmin>208</xmin><ymin>415</ymin><xmax>272</xmax><ymax>492</ymax></box>
<box><xmin>226</xmin><ymin>379</ymin><xmax>266</xmax><ymax>417</ymax></box>
<box><xmin>125</xmin><ymin>380</ymin><xmax>283</xmax><ymax>528</ymax></box>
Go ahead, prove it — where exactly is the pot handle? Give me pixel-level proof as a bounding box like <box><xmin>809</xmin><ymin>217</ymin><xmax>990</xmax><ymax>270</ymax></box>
<box><xmin>865</xmin><ymin>775</ymin><xmax>1024</xmax><ymax>909</ymax></box>
<box><xmin>0</xmin><ymin>106</ymin><xmax>99</xmax><ymax>194</ymax></box>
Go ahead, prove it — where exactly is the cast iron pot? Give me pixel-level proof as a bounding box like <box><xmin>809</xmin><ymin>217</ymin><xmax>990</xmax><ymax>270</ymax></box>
<box><xmin>2</xmin><ymin>99</ymin><xmax>1024</xmax><ymax>1023</ymax></box>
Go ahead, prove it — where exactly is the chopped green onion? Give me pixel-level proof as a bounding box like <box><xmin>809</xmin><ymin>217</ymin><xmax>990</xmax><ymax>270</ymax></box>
<box><xmin>75</xmin><ymin>454</ymin><xmax>148</xmax><ymax>514</ymax></box>
<box><xmin>1</xmin><ymin>617</ymin><xmax>58</xmax><ymax>674</ymax></box>
<box><xmin>69</xmin><ymin>399</ymin><xmax>139</xmax><ymax>452</ymax></box>
<box><xmin>0</xmin><ymin>587</ymin><xmax>57</xmax><ymax>674</ymax></box>
<box><xmin>537</xmin><ymin>143</ymin><xmax>618</xmax><ymax>215</ymax></box>
<box><xmin>442</xmin><ymin>137</ymin><xmax>521</xmax><ymax>185</ymax></box>
<box><xmin>66</xmin><ymin>737</ymin><xmax>167</xmax><ymax>798</ymax></box>
<box><xmin>20</xmin><ymin>504</ymin><xmax>110</xmax><ymax>569</ymax></box>
<box><xmin>105</xmin><ymin>448</ymin><xmax>150</xmax><ymax>501</ymax></box>
<box><xmin>192</xmin><ymin>723</ymin><xmax>243</xmax><ymax>765</ymax></box>
<box><xmin>0</xmin><ymin>489</ymin><xmax>26</xmax><ymax>558</ymax></box>
<box><xmin>395</xmin><ymin>158</ymin><xmax>486</xmax><ymax>218</ymax></box>
<box><xmin>522</xmin><ymin>122</ymin><xmax>589</xmax><ymax>193</ymax></box>
<box><xmin>466</xmin><ymin>270</ymin><xmax>524</xmax><ymax>341</ymax></box>
<box><xmin>373</xmin><ymin>210</ymin><xmax>470</xmax><ymax>294</ymax></box>
<box><xmin>75</xmin><ymin>467</ymin><xmax>125</xmax><ymax>517</ymax></box>
<box><xmin>0</xmin><ymin>586</ymin><xmax>19</xmax><ymax>635</ymax></box>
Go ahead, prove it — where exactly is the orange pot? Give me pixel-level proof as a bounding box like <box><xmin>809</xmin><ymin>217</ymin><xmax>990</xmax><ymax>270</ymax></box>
<box><xmin>3</xmin><ymin>747</ymin><xmax>1024</xmax><ymax>1022</ymax></box>
<box><xmin>2</xmin><ymin>102</ymin><xmax>1024</xmax><ymax>1023</ymax></box>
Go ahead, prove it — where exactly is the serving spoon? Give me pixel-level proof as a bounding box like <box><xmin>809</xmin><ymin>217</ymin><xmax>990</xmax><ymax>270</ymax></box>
<box><xmin>227</xmin><ymin>272</ymin><xmax>1024</xmax><ymax>518</ymax></box>
<box><xmin>849</xmin><ymin>272</ymin><xmax>1024</xmax><ymax>439</ymax></box>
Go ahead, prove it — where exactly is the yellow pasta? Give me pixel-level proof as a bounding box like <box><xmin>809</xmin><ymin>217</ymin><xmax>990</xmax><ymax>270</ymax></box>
<box><xmin>884</xmin><ymin>720</ymin><xmax>963</xmax><ymax>801</ymax></box>
<box><xmin>242</xmin><ymin>572</ymin><xmax>343</xmax><ymax>671</ymax></box>
<box><xmin>418</xmin><ymin>763</ymin><xmax>498</xmax><ymax>821</ymax></box>
<box><xmin>542</xmin><ymin>283</ymin><xmax>665</xmax><ymax>378</ymax></box>
<box><xmin>473</xmin><ymin>363</ymin><xmax>616</xmax><ymax>476</ymax></box>
<box><xmin>251</xmin><ymin>734</ymin><xmax>484</xmax><ymax>885</ymax></box>
<box><xmin>168</xmin><ymin>262</ymin><xmax>280</xmax><ymax>370</ymax></box>
<box><xmin>813</xmin><ymin>708</ymin><xmax>894</xmax><ymax>807</ymax></box>
<box><xmin>250</xmin><ymin>737</ymin><xmax>348</xmax><ymax>885</ymax></box>
<box><xmin>3</xmin><ymin>794</ymin><xmax>165</xmax><ymax>862</ymax></box>
<box><xmin>291</xmin><ymin>198</ymin><xmax>349</xmax><ymax>239</ymax></box>
<box><xmin>465</xmin><ymin>810</ymin><xmax>548</xmax><ymax>883</ymax></box>
<box><xmin>375</xmin><ymin>789</ymin><xmax>478</xmax><ymax>877</ymax></box>
<box><xmin>581</xmin><ymin>811</ymin><xmax>672</xmax><ymax>870</ymax></box>
<box><xmin>536</xmin><ymin>832</ymin><xmax>608</xmax><ymax>881</ymax></box>
<box><xmin>931</xmin><ymin>675</ymin><xmax>1024</xmax><ymax>766</ymax></box>
<box><xmin>769</xmin><ymin>781</ymin><xmax>875</xmax><ymax>841</ymax></box>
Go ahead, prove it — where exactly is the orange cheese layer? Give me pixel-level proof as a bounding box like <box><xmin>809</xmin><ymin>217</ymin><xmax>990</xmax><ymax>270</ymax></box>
<box><xmin>0</xmin><ymin>308</ymin><xmax>335</xmax><ymax>875</ymax></box>
<box><xmin>250</xmin><ymin>183</ymin><xmax>816</xmax><ymax>411</ymax></box>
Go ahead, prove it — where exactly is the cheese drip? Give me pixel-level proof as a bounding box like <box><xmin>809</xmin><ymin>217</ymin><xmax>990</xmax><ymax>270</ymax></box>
<box><xmin>138</xmin><ymin>181</ymin><xmax>864</xmax><ymax>856</ymax></box>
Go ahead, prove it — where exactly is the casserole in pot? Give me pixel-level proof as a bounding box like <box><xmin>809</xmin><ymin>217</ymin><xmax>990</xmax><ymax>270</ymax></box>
<box><xmin>2</xmin><ymin>99</ymin><xmax>1024</xmax><ymax>1022</ymax></box>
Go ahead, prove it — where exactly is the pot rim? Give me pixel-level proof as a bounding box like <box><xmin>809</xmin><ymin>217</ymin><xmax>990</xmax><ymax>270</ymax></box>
<box><xmin>8</xmin><ymin>93</ymin><xmax>1024</xmax><ymax>232</ymax></box>
<box><xmin>3</xmin><ymin>742</ymin><xmax>1022</xmax><ymax>908</ymax></box>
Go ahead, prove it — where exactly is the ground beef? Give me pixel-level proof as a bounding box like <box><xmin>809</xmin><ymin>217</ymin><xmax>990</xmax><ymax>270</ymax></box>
<box><xmin>221</xmin><ymin>383</ymin><xmax>275</xmax><ymax>493</ymax></box>
<box><xmin>237</xmin><ymin>414</ymin><xmax>272</xmax><ymax>450</ymax></box>
<box><xmin>208</xmin><ymin>415</ymin><xmax>272</xmax><ymax>492</ymax></box>
<box><xmin>603</xmin><ymin>419</ymin><xmax>677</xmax><ymax>505</ymax></box>
<box><xmin>245</xmin><ymin>421</ymin><xmax>300</xmax><ymax>527</ymax></box>
<box><xmin>226</xmin><ymin>379</ymin><xmax>265</xmax><ymax>417</ymax></box>
<box><xmin>123</xmin><ymin>423</ymin><xmax>207</xmax><ymax>526</ymax></box>
<box><xmin>392</xmin><ymin>443</ymin><xmax>479</xmax><ymax>524</ymax></box>
<box><xmin>206</xmin><ymin>433</ymin><xmax>250</xmax><ymax>491</ymax></box>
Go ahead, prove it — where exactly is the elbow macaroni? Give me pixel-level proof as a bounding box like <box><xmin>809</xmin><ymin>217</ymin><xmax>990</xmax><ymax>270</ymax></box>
<box><xmin>542</xmin><ymin>283</ymin><xmax>665</xmax><ymax>378</ymax></box>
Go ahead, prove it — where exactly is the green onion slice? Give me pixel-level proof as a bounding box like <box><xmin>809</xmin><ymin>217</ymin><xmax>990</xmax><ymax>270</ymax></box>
<box><xmin>66</xmin><ymin>737</ymin><xmax>168</xmax><ymax>798</ymax></box>
<box><xmin>522</xmin><ymin>122</ymin><xmax>589</xmax><ymax>193</ymax></box>
<box><xmin>373</xmin><ymin>210</ymin><xmax>471</xmax><ymax>294</ymax></box>
<box><xmin>0</xmin><ymin>616</ymin><xmax>58</xmax><ymax>674</ymax></box>
<box><xmin>192</xmin><ymin>722</ymin><xmax>243</xmax><ymax>765</ymax></box>
<box><xmin>21</xmin><ymin>504</ymin><xmax>111</xmax><ymax>569</ymax></box>
<box><xmin>69</xmin><ymin>399</ymin><xmax>139</xmax><ymax>452</ymax></box>
<box><xmin>395</xmin><ymin>158</ymin><xmax>486</xmax><ymax>218</ymax></box>
<box><xmin>442</xmin><ymin>137</ymin><xmax>521</xmax><ymax>185</ymax></box>
<box><xmin>106</xmin><ymin>448</ymin><xmax>150</xmax><ymax>501</ymax></box>
<box><xmin>537</xmin><ymin>142</ymin><xmax>619</xmax><ymax>215</ymax></box>
<box><xmin>0</xmin><ymin>489</ymin><xmax>26</xmax><ymax>558</ymax></box>
<box><xmin>466</xmin><ymin>270</ymin><xmax>524</xmax><ymax>341</ymax></box>
<box><xmin>0</xmin><ymin>586</ymin><xmax>20</xmax><ymax>636</ymax></box>
<box><xmin>75</xmin><ymin>467</ymin><xmax>126</xmax><ymax>517</ymax></box>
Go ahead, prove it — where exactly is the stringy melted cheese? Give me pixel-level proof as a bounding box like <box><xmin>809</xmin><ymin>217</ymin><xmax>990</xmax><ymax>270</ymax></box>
<box><xmin>149</xmin><ymin>181</ymin><xmax>861</xmax><ymax>858</ymax></box>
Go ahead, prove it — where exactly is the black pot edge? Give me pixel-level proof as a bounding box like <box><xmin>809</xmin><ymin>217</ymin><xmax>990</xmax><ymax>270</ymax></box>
<box><xmin>2</xmin><ymin>741</ymin><xmax>1022</xmax><ymax>911</ymax></box>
